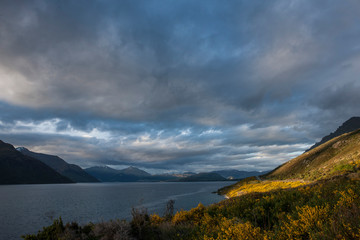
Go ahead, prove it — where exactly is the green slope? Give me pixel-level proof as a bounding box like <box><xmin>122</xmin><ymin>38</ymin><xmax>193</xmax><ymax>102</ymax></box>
<box><xmin>265</xmin><ymin>129</ymin><xmax>360</xmax><ymax>181</ymax></box>
<box><xmin>219</xmin><ymin>129</ymin><xmax>360</xmax><ymax>197</ymax></box>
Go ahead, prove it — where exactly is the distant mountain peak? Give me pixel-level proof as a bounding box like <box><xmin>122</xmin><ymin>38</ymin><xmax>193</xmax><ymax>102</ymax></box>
<box><xmin>85</xmin><ymin>165</ymin><xmax>153</xmax><ymax>182</ymax></box>
<box><xmin>119</xmin><ymin>166</ymin><xmax>151</xmax><ymax>177</ymax></box>
<box><xmin>99</xmin><ymin>165</ymin><xmax>113</xmax><ymax>169</ymax></box>
<box><xmin>16</xmin><ymin>147</ymin><xmax>30</xmax><ymax>152</ymax></box>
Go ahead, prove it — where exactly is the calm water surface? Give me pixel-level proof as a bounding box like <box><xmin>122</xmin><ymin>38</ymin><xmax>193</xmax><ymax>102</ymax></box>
<box><xmin>0</xmin><ymin>181</ymin><xmax>232</xmax><ymax>240</ymax></box>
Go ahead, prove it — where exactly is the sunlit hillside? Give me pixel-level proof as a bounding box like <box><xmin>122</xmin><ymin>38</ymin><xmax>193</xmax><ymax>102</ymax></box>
<box><xmin>219</xmin><ymin>129</ymin><xmax>360</xmax><ymax>198</ymax></box>
<box><xmin>266</xmin><ymin>129</ymin><xmax>360</xmax><ymax>181</ymax></box>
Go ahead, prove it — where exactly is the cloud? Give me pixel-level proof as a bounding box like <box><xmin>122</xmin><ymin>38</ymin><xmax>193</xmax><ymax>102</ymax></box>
<box><xmin>0</xmin><ymin>0</ymin><xmax>359</xmax><ymax>172</ymax></box>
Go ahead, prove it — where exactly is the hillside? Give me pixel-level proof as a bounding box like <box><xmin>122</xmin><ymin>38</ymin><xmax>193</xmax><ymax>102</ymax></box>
<box><xmin>265</xmin><ymin>128</ymin><xmax>360</xmax><ymax>181</ymax></box>
<box><xmin>306</xmin><ymin>116</ymin><xmax>360</xmax><ymax>151</ymax></box>
<box><xmin>0</xmin><ymin>140</ymin><xmax>73</xmax><ymax>184</ymax></box>
<box><xmin>17</xmin><ymin>148</ymin><xmax>99</xmax><ymax>183</ymax></box>
<box><xmin>218</xmin><ymin>128</ymin><xmax>360</xmax><ymax>198</ymax></box>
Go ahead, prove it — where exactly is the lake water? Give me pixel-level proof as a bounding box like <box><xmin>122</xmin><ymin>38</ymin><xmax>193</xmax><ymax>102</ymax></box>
<box><xmin>0</xmin><ymin>181</ymin><xmax>232</xmax><ymax>240</ymax></box>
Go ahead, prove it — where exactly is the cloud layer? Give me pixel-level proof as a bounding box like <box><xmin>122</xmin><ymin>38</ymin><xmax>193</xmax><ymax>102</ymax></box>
<box><xmin>0</xmin><ymin>0</ymin><xmax>360</xmax><ymax>173</ymax></box>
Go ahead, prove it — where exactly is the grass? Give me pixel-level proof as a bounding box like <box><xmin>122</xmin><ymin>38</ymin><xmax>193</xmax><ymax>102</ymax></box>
<box><xmin>225</xmin><ymin>179</ymin><xmax>309</xmax><ymax>198</ymax></box>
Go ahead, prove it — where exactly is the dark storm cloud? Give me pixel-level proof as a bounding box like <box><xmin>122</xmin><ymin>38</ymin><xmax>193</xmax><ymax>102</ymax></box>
<box><xmin>0</xmin><ymin>0</ymin><xmax>360</xmax><ymax>172</ymax></box>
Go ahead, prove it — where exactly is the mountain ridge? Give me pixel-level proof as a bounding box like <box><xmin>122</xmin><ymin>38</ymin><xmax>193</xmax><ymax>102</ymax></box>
<box><xmin>0</xmin><ymin>140</ymin><xmax>73</xmax><ymax>184</ymax></box>
<box><xmin>85</xmin><ymin>166</ymin><xmax>239</xmax><ymax>182</ymax></box>
<box><xmin>119</xmin><ymin>166</ymin><xmax>151</xmax><ymax>177</ymax></box>
<box><xmin>306</xmin><ymin>116</ymin><xmax>360</xmax><ymax>151</ymax></box>
<box><xmin>17</xmin><ymin>147</ymin><xmax>99</xmax><ymax>183</ymax></box>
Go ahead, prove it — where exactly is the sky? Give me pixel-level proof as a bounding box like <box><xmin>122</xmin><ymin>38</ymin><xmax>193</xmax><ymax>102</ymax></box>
<box><xmin>0</xmin><ymin>0</ymin><xmax>360</xmax><ymax>173</ymax></box>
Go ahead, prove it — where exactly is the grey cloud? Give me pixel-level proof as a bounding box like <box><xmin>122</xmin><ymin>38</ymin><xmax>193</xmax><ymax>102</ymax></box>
<box><xmin>312</xmin><ymin>82</ymin><xmax>360</xmax><ymax>112</ymax></box>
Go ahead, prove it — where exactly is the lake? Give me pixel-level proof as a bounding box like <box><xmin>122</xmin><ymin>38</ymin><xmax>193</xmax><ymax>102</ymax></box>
<box><xmin>0</xmin><ymin>181</ymin><xmax>232</xmax><ymax>240</ymax></box>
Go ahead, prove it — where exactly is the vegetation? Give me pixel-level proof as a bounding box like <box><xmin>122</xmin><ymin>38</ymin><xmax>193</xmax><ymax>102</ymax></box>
<box><xmin>224</xmin><ymin>179</ymin><xmax>309</xmax><ymax>198</ymax></box>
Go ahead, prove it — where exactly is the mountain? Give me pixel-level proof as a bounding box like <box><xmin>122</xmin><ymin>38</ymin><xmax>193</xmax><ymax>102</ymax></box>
<box><xmin>265</xmin><ymin>128</ymin><xmax>360</xmax><ymax>181</ymax></box>
<box><xmin>306</xmin><ymin>116</ymin><xmax>360</xmax><ymax>151</ymax></box>
<box><xmin>179</xmin><ymin>172</ymin><xmax>226</xmax><ymax>182</ymax></box>
<box><xmin>146</xmin><ymin>174</ymin><xmax>179</xmax><ymax>181</ymax></box>
<box><xmin>17</xmin><ymin>147</ymin><xmax>99</xmax><ymax>183</ymax></box>
<box><xmin>85</xmin><ymin>166</ymin><xmax>120</xmax><ymax>182</ymax></box>
<box><xmin>219</xmin><ymin>128</ymin><xmax>360</xmax><ymax>196</ymax></box>
<box><xmin>109</xmin><ymin>172</ymin><xmax>142</xmax><ymax>182</ymax></box>
<box><xmin>118</xmin><ymin>166</ymin><xmax>151</xmax><ymax>177</ymax></box>
<box><xmin>85</xmin><ymin>166</ymin><xmax>153</xmax><ymax>182</ymax></box>
<box><xmin>84</xmin><ymin>166</ymin><xmax>228</xmax><ymax>182</ymax></box>
<box><xmin>171</xmin><ymin>172</ymin><xmax>195</xmax><ymax>178</ymax></box>
<box><xmin>212</xmin><ymin>169</ymin><xmax>266</xmax><ymax>179</ymax></box>
<box><xmin>0</xmin><ymin>140</ymin><xmax>73</xmax><ymax>184</ymax></box>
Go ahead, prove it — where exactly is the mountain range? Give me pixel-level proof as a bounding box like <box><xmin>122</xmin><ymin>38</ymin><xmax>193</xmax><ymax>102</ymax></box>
<box><xmin>16</xmin><ymin>147</ymin><xmax>99</xmax><ymax>183</ymax></box>
<box><xmin>0</xmin><ymin>140</ymin><xmax>73</xmax><ymax>184</ymax></box>
<box><xmin>84</xmin><ymin>166</ymin><xmax>263</xmax><ymax>182</ymax></box>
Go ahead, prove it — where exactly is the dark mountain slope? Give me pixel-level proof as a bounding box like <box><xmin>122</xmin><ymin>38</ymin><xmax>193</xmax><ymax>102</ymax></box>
<box><xmin>307</xmin><ymin>116</ymin><xmax>360</xmax><ymax>151</ymax></box>
<box><xmin>17</xmin><ymin>147</ymin><xmax>99</xmax><ymax>183</ymax></box>
<box><xmin>85</xmin><ymin>166</ymin><xmax>120</xmax><ymax>182</ymax></box>
<box><xmin>85</xmin><ymin>166</ymin><xmax>152</xmax><ymax>182</ymax></box>
<box><xmin>0</xmin><ymin>140</ymin><xmax>73</xmax><ymax>184</ymax></box>
<box><xmin>119</xmin><ymin>166</ymin><xmax>151</xmax><ymax>177</ymax></box>
<box><xmin>85</xmin><ymin>166</ymin><xmax>179</xmax><ymax>182</ymax></box>
<box><xmin>85</xmin><ymin>166</ymin><xmax>165</xmax><ymax>182</ymax></box>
